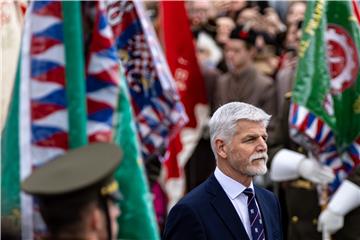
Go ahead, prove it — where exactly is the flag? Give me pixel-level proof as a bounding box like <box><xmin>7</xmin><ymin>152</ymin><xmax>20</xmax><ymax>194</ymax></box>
<box><xmin>1</xmin><ymin>37</ymin><xmax>22</xmax><ymax>229</ymax></box>
<box><xmin>108</xmin><ymin>0</ymin><xmax>188</xmax><ymax>161</ymax></box>
<box><xmin>2</xmin><ymin>2</ymin><xmax>86</xmax><ymax>237</ymax></box>
<box><xmin>1</xmin><ymin>1</ymin><xmax>158</xmax><ymax>239</ymax></box>
<box><xmin>1</xmin><ymin>0</ymin><xmax>26</xmax><ymax>221</ymax></box>
<box><xmin>113</xmin><ymin>69</ymin><xmax>159</xmax><ymax>240</ymax></box>
<box><xmin>87</xmin><ymin>3</ymin><xmax>159</xmax><ymax>238</ymax></box>
<box><xmin>159</xmin><ymin>1</ymin><xmax>209</xmax><ymax>207</ymax></box>
<box><xmin>289</xmin><ymin>0</ymin><xmax>360</xmax><ymax>193</ymax></box>
<box><xmin>0</xmin><ymin>3</ymin><xmax>26</xmax><ymax>224</ymax></box>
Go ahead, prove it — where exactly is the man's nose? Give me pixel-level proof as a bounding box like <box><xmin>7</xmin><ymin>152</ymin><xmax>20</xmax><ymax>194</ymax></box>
<box><xmin>256</xmin><ymin>138</ymin><xmax>267</xmax><ymax>152</ymax></box>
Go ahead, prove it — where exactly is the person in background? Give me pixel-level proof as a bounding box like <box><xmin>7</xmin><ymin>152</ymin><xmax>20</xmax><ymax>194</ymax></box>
<box><xmin>275</xmin><ymin>19</ymin><xmax>303</xmax><ymax>116</ymax></box>
<box><xmin>21</xmin><ymin>143</ymin><xmax>122</xmax><ymax>240</ymax></box>
<box><xmin>214</xmin><ymin>25</ymin><xmax>279</xmax><ymax>172</ymax></box>
<box><xmin>186</xmin><ymin>0</ymin><xmax>217</xmax><ymax>38</ymax></box>
<box><xmin>215</xmin><ymin>16</ymin><xmax>236</xmax><ymax>47</ymax></box>
<box><xmin>286</xmin><ymin>1</ymin><xmax>306</xmax><ymax>26</ymax></box>
<box><xmin>196</xmin><ymin>32</ymin><xmax>223</xmax><ymax>73</ymax></box>
<box><xmin>164</xmin><ymin>102</ymin><xmax>283</xmax><ymax>240</ymax></box>
<box><xmin>234</xmin><ymin>6</ymin><xmax>284</xmax><ymax>77</ymax></box>
<box><xmin>236</xmin><ymin>6</ymin><xmax>260</xmax><ymax>26</ymax></box>
<box><xmin>213</xmin><ymin>0</ymin><xmax>247</xmax><ymax>21</ymax></box>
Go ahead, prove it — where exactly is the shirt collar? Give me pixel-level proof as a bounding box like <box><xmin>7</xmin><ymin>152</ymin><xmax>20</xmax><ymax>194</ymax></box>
<box><xmin>214</xmin><ymin>167</ymin><xmax>254</xmax><ymax>200</ymax></box>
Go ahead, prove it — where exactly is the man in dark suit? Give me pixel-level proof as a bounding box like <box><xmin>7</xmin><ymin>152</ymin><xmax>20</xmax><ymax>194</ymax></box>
<box><xmin>163</xmin><ymin>102</ymin><xmax>283</xmax><ymax>240</ymax></box>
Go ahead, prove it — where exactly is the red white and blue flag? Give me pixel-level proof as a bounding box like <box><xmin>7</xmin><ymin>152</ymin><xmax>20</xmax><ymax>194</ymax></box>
<box><xmin>29</xmin><ymin>1</ymin><xmax>119</xmax><ymax>165</ymax></box>
<box><xmin>23</xmin><ymin>1</ymin><xmax>120</xmax><ymax>237</ymax></box>
<box><xmin>3</xmin><ymin>1</ymin><xmax>127</xmax><ymax>238</ymax></box>
<box><xmin>108</xmin><ymin>0</ymin><xmax>188</xmax><ymax>160</ymax></box>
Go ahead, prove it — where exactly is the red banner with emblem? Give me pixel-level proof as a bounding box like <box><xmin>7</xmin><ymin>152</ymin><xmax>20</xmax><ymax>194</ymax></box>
<box><xmin>159</xmin><ymin>1</ymin><xmax>209</xmax><ymax>206</ymax></box>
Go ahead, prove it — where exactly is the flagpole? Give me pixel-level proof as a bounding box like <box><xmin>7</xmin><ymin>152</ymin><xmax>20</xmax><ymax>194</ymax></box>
<box><xmin>19</xmin><ymin>3</ymin><xmax>34</xmax><ymax>238</ymax></box>
<box><xmin>62</xmin><ymin>1</ymin><xmax>88</xmax><ymax>148</ymax></box>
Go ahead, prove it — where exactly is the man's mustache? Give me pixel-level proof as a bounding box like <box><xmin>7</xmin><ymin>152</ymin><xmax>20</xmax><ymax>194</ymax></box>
<box><xmin>250</xmin><ymin>152</ymin><xmax>268</xmax><ymax>162</ymax></box>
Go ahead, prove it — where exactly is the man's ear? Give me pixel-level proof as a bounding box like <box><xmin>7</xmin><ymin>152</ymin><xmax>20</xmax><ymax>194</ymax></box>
<box><xmin>215</xmin><ymin>138</ymin><xmax>227</xmax><ymax>159</ymax></box>
<box><xmin>90</xmin><ymin>206</ymin><xmax>103</xmax><ymax>232</ymax></box>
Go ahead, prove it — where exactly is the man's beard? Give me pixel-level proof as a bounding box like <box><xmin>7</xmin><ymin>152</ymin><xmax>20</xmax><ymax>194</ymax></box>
<box><xmin>229</xmin><ymin>151</ymin><xmax>268</xmax><ymax>177</ymax></box>
<box><xmin>247</xmin><ymin>152</ymin><xmax>268</xmax><ymax>176</ymax></box>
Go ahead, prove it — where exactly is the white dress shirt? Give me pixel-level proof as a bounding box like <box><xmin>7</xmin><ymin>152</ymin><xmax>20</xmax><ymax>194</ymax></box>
<box><xmin>214</xmin><ymin>167</ymin><xmax>261</xmax><ymax>240</ymax></box>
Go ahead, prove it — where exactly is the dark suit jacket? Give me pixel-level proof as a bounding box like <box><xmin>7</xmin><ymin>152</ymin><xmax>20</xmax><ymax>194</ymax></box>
<box><xmin>163</xmin><ymin>174</ymin><xmax>283</xmax><ymax>240</ymax></box>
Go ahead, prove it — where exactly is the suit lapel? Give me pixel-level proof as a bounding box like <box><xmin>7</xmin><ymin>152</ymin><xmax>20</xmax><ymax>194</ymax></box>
<box><xmin>206</xmin><ymin>175</ymin><xmax>250</xmax><ymax>240</ymax></box>
<box><xmin>255</xmin><ymin>186</ymin><xmax>272</xmax><ymax>240</ymax></box>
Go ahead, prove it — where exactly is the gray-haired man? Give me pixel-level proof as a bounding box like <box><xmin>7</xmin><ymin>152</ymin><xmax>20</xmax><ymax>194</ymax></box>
<box><xmin>164</xmin><ymin>102</ymin><xmax>283</xmax><ymax>240</ymax></box>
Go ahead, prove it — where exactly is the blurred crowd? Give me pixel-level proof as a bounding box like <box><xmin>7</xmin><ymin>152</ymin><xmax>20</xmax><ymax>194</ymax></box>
<box><xmin>186</xmin><ymin>0</ymin><xmax>305</xmax><ymax>113</ymax></box>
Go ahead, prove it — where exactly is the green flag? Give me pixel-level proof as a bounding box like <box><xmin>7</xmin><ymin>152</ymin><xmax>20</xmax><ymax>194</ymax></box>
<box><xmin>290</xmin><ymin>0</ymin><xmax>360</xmax><ymax>191</ymax></box>
<box><xmin>292</xmin><ymin>0</ymin><xmax>360</xmax><ymax>149</ymax></box>
<box><xmin>114</xmin><ymin>70</ymin><xmax>160</xmax><ymax>240</ymax></box>
<box><xmin>1</xmin><ymin>57</ymin><xmax>21</xmax><ymax>220</ymax></box>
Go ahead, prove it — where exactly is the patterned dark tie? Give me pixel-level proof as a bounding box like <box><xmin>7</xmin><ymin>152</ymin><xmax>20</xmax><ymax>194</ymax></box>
<box><xmin>243</xmin><ymin>188</ymin><xmax>265</xmax><ymax>240</ymax></box>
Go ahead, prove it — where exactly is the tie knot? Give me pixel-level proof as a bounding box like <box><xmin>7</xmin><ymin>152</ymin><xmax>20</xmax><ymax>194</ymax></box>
<box><xmin>243</xmin><ymin>188</ymin><xmax>254</xmax><ymax>197</ymax></box>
